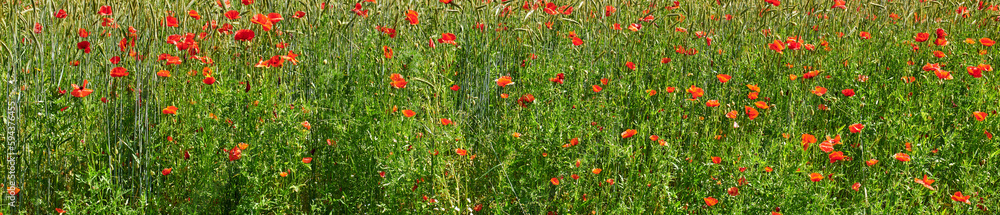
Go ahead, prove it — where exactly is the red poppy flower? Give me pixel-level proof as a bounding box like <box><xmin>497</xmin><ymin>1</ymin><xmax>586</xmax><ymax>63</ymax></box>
<box><xmin>71</xmin><ymin>80</ymin><xmax>94</xmax><ymax>98</ymax></box>
<box><xmin>383</xmin><ymin>46</ymin><xmax>393</xmax><ymax>59</ymax></box>
<box><xmin>764</xmin><ymin>0</ymin><xmax>780</xmax><ymax>6</ymax></box>
<box><xmin>726</xmin><ymin>110</ymin><xmax>739</xmax><ymax>119</ymax></box>
<box><xmin>768</xmin><ymin>39</ymin><xmax>785</xmax><ymax>54</ymax></box>
<box><xmin>6</xmin><ymin>186</ymin><xmax>20</xmax><ymax>196</ymax></box>
<box><xmin>162</xmin><ymin>168</ymin><xmax>172</xmax><ymax>176</ymax></box>
<box><xmin>438</xmin><ymin>33</ymin><xmax>456</xmax><ymax>45</ymax></box>
<box><xmin>351</xmin><ymin>3</ymin><xmax>369</xmax><ymax>17</ymax></box>
<box><xmin>301</xmin><ymin>121</ymin><xmax>312</xmax><ymax>130</ymax></box>
<box><xmin>455</xmin><ymin>148</ymin><xmax>467</xmax><ymax>156</ymax></box>
<box><xmin>592</xmin><ymin>85</ymin><xmax>603</xmax><ymax>92</ymax></box>
<box><xmin>922</xmin><ymin>63</ymin><xmax>941</xmax><ymax>72</ymax></box>
<box><xmin>686</xmin><ymin>85</ymin><xmax>704</xmax><ymax>99</ymax></box>
<box><xmin>402</xmin><ymin>109</ymin><xmax>416</xmax><ymax>117</ymax></box>
<box><xmin>54</xmin><ymin>9</ymin><xmax>67</xmax><ymax>18</ymax></box>
<box><xmin>831</xmin><ymin>0</ymin><xmax>846</xmax><ymax>9</ymax></box>
<box><xmin>625</xmin><ymin>61</ymin><xmax>636</xmax><ymax>70</ymax></box>
<box><xmin>218</xmin><ymin>23</ymin><xmax>234</xmax><ymax>34</ymax></box>
<box><xmin>705</xmin><ymin>100</ymin><xmax>720</xmax><ymax>107</ymax></box>
<box><xmin>562</xmin><ymin>34</ymin><xmax>580</xmax><ymax>46</ymax></box>
<box><xmin>496</xmin><ymin>76</ymin><xmax>514</xmax><ymax>87</ymax></box>
<box><xmin>811</xmin><ymin>86</ymin><xmax>827</xmax><ymax>96</ymax></box>
<box><xmin>802</xmin><ymin>70</ymin><xmax>821</xmax><ymax>79</ymax></box>
<box><xmin>55</xmin><ymin>208</ymin><xmax>66</xmax><ymax>214</ymax></box>
<box><xmin>932</xmin><ymin>50</ymin><xmax>946</xmax><ymax>58</ymax></box>
<box><xmin>590</xmin><ymin>168</ymin><xmax>602</xmax><ymax>174</ymax></box>
<box><xmin>251</xmin><ymin>14</ymin><xmax>275</xmax><ymax>31</ymax></box>
<box><xmin>406</xmin><ymin>10</ymin><xmax>419</xmax><ymax>25</ymax></box>
<box><xmin>162</xmin><ymin>106</ymin><xmax>178</xmax><ymax>115</ymax></box>
<box><xmin>110</xmin><ymin>67</ymin><xmax>128</xmax><ymax>77</ymax></box>
<box><xmin>227</xmin><ymin>145</ymin><xmax>242</xmax><ymax>161</ymax></box>
<box><xmin>267</xmin><ymin>13</ymin><xmax>283</xmax><ymax>23</ymax></box>
<box><xmin>809</xmin><ymin>173</ymin><xmax>824</xmax><ymax>182</ymax></box>
<box><xmin>517</xmin><ymin>94</ymin><xmax>535</xmax><ymax>107</ymax></box>
<box><xmin>981</xmin><ymin>38</ymin><xmax>995</xmax><ymax>47</ymax></box>
<box><xmin>660</xmin><ymin>57</ymin><xmax>671</xmax><ymax>64</ymax></box>
<box><xmin>77</xmin><ymin>41</ymin><xmax>91</xmax><ymax>53</ymax></box>
<box><xmin>716</xmin><ymin>74</ymin><xmax>731</xmax><ymax>83</ymax></box>
<box><xmin>859</xmin><ymin>31</ymin><xmax>871</xmax><ymax>39</ymax></box>
<box><xmin>163</xmin><ymin>15</ymin><xmax>179</xmax><ymax>27</ymax></box>
<box><xmin>188</xmin><ymin>10</ymin><xmax>201</xmax><ymax>20</ymax></box>
<box><xmin>604</xmin><ymin>5</ymin><xmax>616</xmax><ymax>17</ymax></box>
<box><xmin>549</xmin><ymin>73</ymin><xmax>565</xmax><ymax>84</ymax></box>
<box><xmin>967</xmin><ymin>66</ymin><xmax>983</xmax><ymax>78</ymax></box>
<box><xmin>934</xmin><ymin>70</ymin><xmax>953</xmax><ymax>80</ymax></box>
<box><xmin>550</xmin><ymin>177</ymin><xmax>559</xmax><ymax>185</ymax></box>
<box><xmin>99</xmin><ymin>5</ymin><xmax>113</xmax><ymax>16</ymax></box>
<box><xmin>935</xmin><ymin>28</ymin><xmax>947</xmax><ymax>38</ymax></box>
<box><xmin>704</xmin><ymin>197</ymin><xmax>718</xmax><ymax>206</ymax></box>
<box><xmin>744</xmin><ymin>106</ymin><xmax>759</xmax><ymax>120</ymax></box>
<box><xmin>914</xmin><ymin>175</ymin><xmax>935</xmax><ymax>190</ymax></box>
<box><xmin>851</xmin><ymin>182</ymin><xmax>861</xmax><ymax>191</ymax></box>
<box><xmin>450</xmin><ymin>85</ymin><xmax>460</xmax><ymax>91</ymax></box>
<box><xmin>785</xmin><ymin>37</ymin><xmax>802</xmax><ymax>50</ymax></box>
<box><xmin>801</xmin><ymin>133</ymin><xmax>816</xmax><ymax>150</ymax></box>
<box><xmin>440</xmin><ymin>118</ymin><xmax>453</xmax><ymax>125</ymax></box>
<box><xmin>818</xmin><ymin>138</ymin><xmax>837</xmax><ymax>152</ymax></box>
<box><xmin>293</xmin><ymin>11</ymin><xmax>306</xmax><ymax>19</ymax></box>
<box><xmin>390</xmin><ymin>73</ymin><xmax>407</xmax><ymax>88</ymax></box>
<box><xmin>302</xmin><ymin>157</ymin><xmax>313</xmax><ymax>164</ymax></box>
<box><xmin>973</xmin><ymin>111</ymin><xmax>987</xmax><ymax>121</ymax></box>
<box><xmin>621</xmin><ymin>129</ymin><xmax>637</xmax><ymax>138</ymax></box>
<box><xmin>951</xmin><ymin>192</ymin><xmax>971</xmax><ymax>204</ymax></box>
<box><xmin>203</xmin><ymin>76</ymin><xmax>216</xmax><ymax>85</ymax></box>
<box><xmin>225</xmin><ymin>10</ymin><xmax>240</xmax><ymax>19</ymax></box>
<box><xmin>933</xmin><ymin>37</ymin><xmax>949</xmax><ymax>46</ymax></box>
<box><xmin>915</xmin><ymin>32</ymin><xmax>929</xmax><ymax>42</ymax></box>
<box><xmin>894</xmin><ymin>152</ymin><xmax>910</xmax><ymax>162</ymax></box>
<box><xmin>754</xmin><ymin>101</ymin><xmax>769</xmax><ymax>109</ymax></box>
<box><xmin>234</xmin><ymin>29</ymin><xmax>255</xmax><ymax>41</ymax></box>
<box><xmin>627</xmin><ymin>23</ymin><xmax>642</xmax><ymax>32</ymax></box>
<box><xmin>100</xmin><ymin>17</ymin><xmax>116</xmax><ymax>27</ymax></box>
<box><xmin>979</xmin><ymin>64</ymin><xmax>993</xmax><ymax>72</ymax></box>
<box><xmin>828</xmin><ymin>151</ymin><xmax>845</xmax><ymax>163</ymax></box>
<box><xmin>865</xmin><ymin>159</ymin><xmax>878</xmax><ymax>166</ymax></box>
<box><xmin>849</xmin><ymin>123</ymin><xmax>864</xmax><ymax>133</ymax></box>
<box><xmin>711</xmin><ymin>156</ymin><xmax>721</xmax><ymax>164</ymax></box>
<box><xmin>727</xmin><ymin>187</ymin><xmax>739</xmax><ymax>196</ymax></box>
<box><xmin>841</xmin><ymin>89</ymin><xmax>855</xmax><ymax>97</ymax></box>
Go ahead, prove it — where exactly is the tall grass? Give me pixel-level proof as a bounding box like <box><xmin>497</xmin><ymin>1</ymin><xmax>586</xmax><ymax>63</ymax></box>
<box><xmin>0</xmin><ymin>0</ymin><xmax>998</xmax><ymax>214</ymax></box>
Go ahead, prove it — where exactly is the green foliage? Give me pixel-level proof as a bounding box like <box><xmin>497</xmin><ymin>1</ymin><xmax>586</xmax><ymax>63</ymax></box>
<box><xmin>0</xmin><ymin>0</ymin><xmax>998</xmax><ymax>214</ymax></box>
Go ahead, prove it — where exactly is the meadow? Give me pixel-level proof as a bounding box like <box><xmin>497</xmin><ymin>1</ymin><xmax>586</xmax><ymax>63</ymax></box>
<box><xmin>0</xmin><ymin>0</ymin><xmax>998</xmax><ymax>214</ymax></box>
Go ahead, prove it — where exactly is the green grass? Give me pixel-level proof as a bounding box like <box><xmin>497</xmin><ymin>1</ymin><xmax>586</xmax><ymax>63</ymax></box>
<box><xmin>1</xmin><ymin>0</ymin><xmax>998</xmax><ymax>214</ymax></box>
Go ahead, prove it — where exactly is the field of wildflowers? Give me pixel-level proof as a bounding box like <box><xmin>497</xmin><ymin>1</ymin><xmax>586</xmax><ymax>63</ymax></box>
<box><xmin>1</xmin><ymin>0</ymin><xmax>998</xmax><ymax>214</ymax></box>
